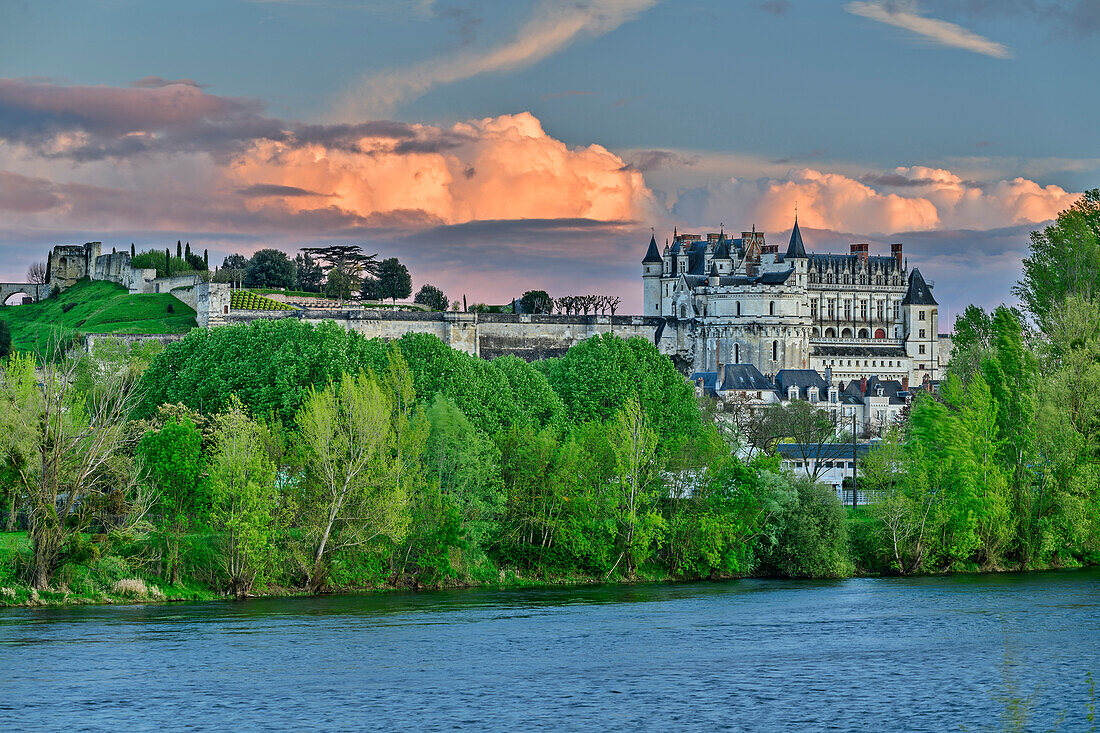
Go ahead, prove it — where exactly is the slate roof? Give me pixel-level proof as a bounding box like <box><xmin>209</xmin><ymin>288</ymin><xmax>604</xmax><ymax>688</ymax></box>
<box><xmin>776</xmin><ymin>442</ymin><xmax>875</xmax><ymax>462</ymax></box>
<box><xmin>718</xmin><ymin>363</ymin><xmax>775</xmax><ymax>392</ymax></box>
<box><xmin>785</xmin><ymin>219</ymin><xmax>807</xmax><ymax>258</ymax></box>
<box><xmin>839</xmin><ymin>375</ymin><xmax>910</xmax><ymax>405</ymax></box>
<box><xmin>775</xmin><ymin>369</ymin><xmax>830</xmax><ymax>400</ymax></box>
<box><xmin>642</xmin><ymin>234</ymin><xmax>663</xmax><ymax>263</ymax></box>
<box><xmin>703</xmin><ymin>269</ymin><xmax>794</xmax><ymax>287</ymax></box>
<box><xmin>713</xmin><ymin>236</ymin><xmax>731</xmax><ymax>259</ymax></box>
<box><xmin>902</xmin><ymin>268</ymin><xmax>937</xmax><ymax>305</ymax></box>
<box><xmin>689</xmin><ymin>371</ymin><xmax>719</xmax><ymax>397</ymax></box>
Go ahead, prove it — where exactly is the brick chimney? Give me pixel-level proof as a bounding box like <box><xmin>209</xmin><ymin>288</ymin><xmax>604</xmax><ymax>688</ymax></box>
<box><xmin>850</xmin><ymin>243</ymin><xmax>869</xmax><ymax>264</ymax></box>
<box><xmin>901</xmin><ymin>376</ymin><xmax>909</xmax><ymax>391</ymax></box>
<box><xmin>859</xmin><ymin>376</ymin><xmax>868</xmax><ymax>395</ymax></box>
<box><xmin>891</xmin><ymin>243</ymin><xmax>903</xmax><ymax>268</ymax></box>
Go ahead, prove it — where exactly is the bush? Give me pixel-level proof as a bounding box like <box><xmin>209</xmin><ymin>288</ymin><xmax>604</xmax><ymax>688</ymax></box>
<box><xmin>62</xmin><ymin>302</ymin><xmax>76</xmax><ymax>314</ymax></box>
<box><xmin>230</xmin><ymin>290</ymin><xmax>296</xmax><ymax>311</ymax></box>
<box><xmin>761</xmin><ymin>478</ymin><xmax>853</xmax><ymax>578</ymax></box>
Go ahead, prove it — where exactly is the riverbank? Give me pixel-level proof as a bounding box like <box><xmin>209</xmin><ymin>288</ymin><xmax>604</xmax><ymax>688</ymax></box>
<box><xmin>3</xmin><ymin>529</ymin><xmax>1094</xmax><ymax>609</ymax></box>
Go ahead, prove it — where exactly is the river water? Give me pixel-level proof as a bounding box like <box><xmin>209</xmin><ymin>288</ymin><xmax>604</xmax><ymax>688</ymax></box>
<box><xmin>1</xmin><ymin>569</ymin><xmax>1097</xmax><ymax>732</ymax></box>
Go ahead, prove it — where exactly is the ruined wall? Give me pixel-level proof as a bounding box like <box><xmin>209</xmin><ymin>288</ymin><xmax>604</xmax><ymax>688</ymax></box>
<box><xmin>48</xmin><ymin>242</ymin><xmax>101</xmax><ymax>290</ymax></box>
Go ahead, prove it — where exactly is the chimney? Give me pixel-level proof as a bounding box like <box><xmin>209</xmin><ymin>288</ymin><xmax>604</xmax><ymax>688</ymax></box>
<box><xmin>901</xmin><ymin>376</ymin><xmax>909</xmax><ymax>391</ymax></box>
<box><xmin>850</xmin><ymin>243</ymin><xmax>869</xmax><ymax>264</ymax></box>
<box><xmin>891</xmin><ymin>243</ymin><xmax>903</xmax><ymax>268</ymax></box>
<box><xmin>824</xmin><ymin>367</ymin><xmax>832</xmax><ymax>384</ymax></box>
<box><xmin>859</xmin><ymin>376</ymin><xmax>868</xmax><ymax>395</ymax></box>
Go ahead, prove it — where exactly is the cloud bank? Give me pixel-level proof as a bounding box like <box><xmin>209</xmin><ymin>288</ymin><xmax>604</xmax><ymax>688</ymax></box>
<box><xmin>0</xmin><ymin>76</ymin><xmax>1081</xmax><ymax>318</ymax></box>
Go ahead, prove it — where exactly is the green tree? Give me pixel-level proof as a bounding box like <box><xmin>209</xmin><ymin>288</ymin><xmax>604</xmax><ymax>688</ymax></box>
<box><xmin>245</xmin><ymin>248</ymin><xmax>296</xmax><ymax>289</ymax></box>
<box><xmin>378</xmin><ymin>258</ymin><xmax>412</xmax><ymax>304</ymax></box>
<box><xmin>1014</xmin><ymin>188</ymin><xmax>1100</xmax><ymax>329</ymax></box>
<box><xmin>208</xmin><ymin>396</ymin><xmax>279</xmax><ymax>596</ymax></box>
<box><xmin>360</xmin><ymin>278</ymin><xmax>382</xmax><ymax>301</ymax></box>
<box><xmin>137</xmin><ymin>418</ymin><xmax>208</xmax><ymax>583</ymax></box>
<box><xmin>762</xmin><ymin>476</ymin><xmax>852</xmax><ymax>578</ymax></box>
<box><xmin>294</xmin><ymin>252</ymin><xmax>324</xmax><ymax>293</ymax></box>
<box><xmin>414</xmin><ymin>284</ymin><xmax>448</xmax><ymax>311</ymax></box>
<box><xmin>607</xmin><ymin>395</ymin><xmax>664</xmax><ymax>577</ymax></box>
<box><xmin>296</xmin><ymin>371</ymin><xmax>409</xmax><ymax>591</ymax></box>
<box><xmin>0</xmin><ymin>319</ymin><xmax>10</xmax><ymax>358</ymax></box>
<box><xmin>520</xmin><ymin>290</ymin><xmax>553</xmax><ymax>314</ymax></box>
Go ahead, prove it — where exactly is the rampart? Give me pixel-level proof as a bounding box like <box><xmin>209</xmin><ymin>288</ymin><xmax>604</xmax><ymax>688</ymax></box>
<box><xmin>223</xmin><ymin>309</ymin><xmax>680</xmax><ymax>363</ymax></box>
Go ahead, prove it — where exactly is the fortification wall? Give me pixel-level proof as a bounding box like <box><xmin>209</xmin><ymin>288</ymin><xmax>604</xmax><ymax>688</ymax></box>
<box><xmin>222</xmin><ymin>309</ymin><xmax>673</xmax><ymax>362</ymax></box>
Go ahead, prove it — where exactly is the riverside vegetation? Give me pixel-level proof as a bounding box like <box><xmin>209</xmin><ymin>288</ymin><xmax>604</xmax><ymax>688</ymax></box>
<box><xmin>0</xmin><ymin>194</ymin><xmax>1099</xmax><ymax>605</ymax></box>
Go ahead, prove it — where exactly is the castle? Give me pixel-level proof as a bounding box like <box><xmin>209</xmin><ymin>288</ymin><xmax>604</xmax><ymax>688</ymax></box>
<box><xmin>642</xmin><ymin>220</ymin><xmax>944</xmax><ymax>384</ymax></box>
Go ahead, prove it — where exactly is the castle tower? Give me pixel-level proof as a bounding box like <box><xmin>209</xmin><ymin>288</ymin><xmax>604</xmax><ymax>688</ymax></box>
<box><xmin>642</xmin><ymin>232</ymin><xmax>664</xmax><ymax>316</ymax></box>
<box><xmin>783</xmin><ymin>217</ymin><xmax>808</xmax><ymax>288</ymax></box>
<box><xmin>901</xmin><ymin>268</ymin><xmax>938</xmax><ymax>382</ymax></box>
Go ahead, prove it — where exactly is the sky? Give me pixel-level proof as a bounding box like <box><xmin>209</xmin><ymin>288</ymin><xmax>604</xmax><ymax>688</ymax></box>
<box><xmin>1</xmin><ymin>0</ymin><xmax>1098</xmax><ymax>323</ymax></box>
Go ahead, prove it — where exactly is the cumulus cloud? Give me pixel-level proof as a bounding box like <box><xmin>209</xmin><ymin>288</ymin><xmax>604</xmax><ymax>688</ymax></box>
<box><xmin>672</xmin><ymin>166</ymin><xmax>1077</xmax><ymax>235</ymax></box>
<box><xmin>334</xmin><ymin>0</ymin><xmax>659</xmax><ymax>118</ymax></box>
<box><xmin>845</xmin><ymin>1</ymin><xmax>1012</xmax><ymax>58</ymax></box>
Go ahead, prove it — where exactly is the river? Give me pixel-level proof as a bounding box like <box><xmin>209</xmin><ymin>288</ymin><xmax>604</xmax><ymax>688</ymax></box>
<box><xmin>1</xmin><ymin>569</ymin><xmax>1097</xmax><ymax>731</ymax></box>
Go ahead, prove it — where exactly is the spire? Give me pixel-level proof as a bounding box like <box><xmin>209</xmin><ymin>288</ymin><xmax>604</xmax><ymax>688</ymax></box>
<box><xmin>902</xmin><ymin>268</ymin><xmax>937</xmax><ymax>306</ymax></box>
<box><xmin>785</xmin><ymin>217</ymin><xmax>807</xmax><ymax>258</ymax></box>
<box><xmin>642</xmin><ymin>231</ymin><xmax>663</xmax><ymax>263</ymax></box>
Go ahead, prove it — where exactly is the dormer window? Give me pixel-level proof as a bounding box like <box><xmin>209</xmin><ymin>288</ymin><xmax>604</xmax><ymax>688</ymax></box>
<box><xmin>828</xmin><ymin>388</ymin><xmax>838</xmax><ymax>404</ymax></box>
<box><xmin>788</xmin><ymin>386</ymin><xmax>798</xmax><ymax>401</ymax></box>
<box><xmin>808</xmin><ymin>387</ymin><xmax>819</xmax><ymax>402</ymax></box>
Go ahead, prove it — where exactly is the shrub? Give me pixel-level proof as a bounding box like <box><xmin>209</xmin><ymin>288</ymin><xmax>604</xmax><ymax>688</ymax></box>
<box><xmin>761</xmin><ymin>478</ymin><xmax>853</xmax><ymax>578</ymax></box>
<box><xmin>230</xmin><ymin>290</ymin><xmax>296</xmax><ymax>311</ymax></box>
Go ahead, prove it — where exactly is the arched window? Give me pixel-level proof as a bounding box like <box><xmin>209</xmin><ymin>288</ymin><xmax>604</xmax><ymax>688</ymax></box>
<box><xmin>680</xmin><ymin>305</ymin><xmax>687</xmax><ymax>319</ymax></box>
<box><xmin>734</xmin><ymin>343</ymin><xmax>739</xmax><ymax>363</ymax></box>
<box><xmin>769</xmin><ymin>301</ymin><xmax>775</xmax><ymax>316</ymax></box>
<box><xmin>736</xmin><ymin>301</ymin><xmax>741</xmax><ymax>317</ymax></box>
<box><xmin>772</xmin><ymin>340</ymin><xmax>778</xmax><ymax>361</ymax></box>
<box><xmin>874</xmin><ymin>328</ymin><xmax>885</xmax><ymax>339</ymax></box>
<box><xmin>825</xmin><ymin>327</ymin><xmax>836</xmax><ymax>337</ymax></box>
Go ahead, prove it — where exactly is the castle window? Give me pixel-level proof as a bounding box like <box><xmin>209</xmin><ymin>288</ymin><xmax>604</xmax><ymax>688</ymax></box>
<box><xmin>894</xmin><ymin>304</ymin><xmax>900</xmax><ymax>320</ymax></box>
<box><xmin>772</xmin><ymin>340</ymin><xmax>778</xmax><ymax>361</ymax></box>
<box><xmin>919</xmin><ymin>329</ymin><xmax>926</xmax><ymax>338</ymax></box>
<box><xmin>680</xmin><ymin>305</ymin><xmax>687</xmax><ymax>319</ymax></box>
<box><xmin>734</xmin><ymin>343</ymin><xmax>739</xmax><ymax>363</ymax></box>
<box><xmin>769</xmin><ymin>301</ymin><xmax>775</xmax><ymax>316</ymax></box>
<box><xmin>919</xmin><ymin>310</ymin><xmax>926</xmax><ymax>321</ymax></box>
<box><xmin>876</xmin><ymin>303</ymin><xmax>884</xmax><ymax>320</ymax></box>
<box><xmin>844</xmin><ymin>301</ymin><xmax>851</xmax><ymax>320</ymax></box>
<box><xmin>736</xmin><ymin>301</ymin><xmax>741</xmax><ymax>317</ymax></box>
<box><xmin>810</xmin><ymin>300</ymin><xmax>818</xmax><ymax>319</ymax></box>
<box><xmin>919</xmin><ymin>344</ymin><xmax>926</xmax><ymax>354</ymax></box>
<box><xmin>860</xmin><ymin>301</ymin><xmax>867</xmax><ymax>320</ymax></box>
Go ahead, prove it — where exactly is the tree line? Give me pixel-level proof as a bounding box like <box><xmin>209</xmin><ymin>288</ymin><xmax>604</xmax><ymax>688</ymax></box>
<box><xmin>0</xmin><ymin>325</ymin><xmax>852</xmax><ymax>597</ymax></box>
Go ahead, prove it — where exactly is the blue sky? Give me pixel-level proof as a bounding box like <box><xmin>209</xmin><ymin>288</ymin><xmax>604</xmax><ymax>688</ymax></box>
<box><xmin>2</xmin><ymin>0</ymin><xmax>1097</xmax><ymax>319</ymax></box>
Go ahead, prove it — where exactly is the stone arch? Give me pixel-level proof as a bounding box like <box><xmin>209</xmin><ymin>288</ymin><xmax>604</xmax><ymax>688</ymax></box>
<box><xmin>857</xmin><ymin>327</ymin><xmax>869</xmax><ymax>338</ymax></box>
<box><xmin>825</xmin><ymin>327</ymin><xmax>836</xmax><ymax>337</ymax></box>
<box><xmin>874</xmin><ymin>328</ymin><xmax>885</xmax><ymax>339</ymax></box>
<box><xmin>841</xmin><ymin>327</ymin><xmax>853</xmax><ymax>338</ymax></box>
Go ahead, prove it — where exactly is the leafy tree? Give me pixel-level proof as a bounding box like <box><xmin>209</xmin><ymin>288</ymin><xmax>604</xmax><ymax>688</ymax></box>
<box><xmin>294</xmin><ymin>252</ymin><xmax>324</xmax><ymax>293</ymax></box>
<box><xmin>137</xmin><ymin>418</ymin><xmax>208</xmax><ymax>583</ymax></box>
<box><xmin>0</xmin><ymin>350</ymin><xmax>142</xmax><ymax>589</ymax></box>
<box><xmin>761</xmin><ymin>400</ymin><xmax>841</xmax><ymax>484</ymax></box>
<box><xmin>378</xmin><ymin>258</ymin><xmax>412</xmax><ymax>304</ymax></box>
<box><xmin>761</xmin><ymin>476</ymin><xmax>852</xmax><ymax>578</ymax></box>
<box><xmin>222</xmin><ymin>254</ymin><xmax>249</xmax><ymax>270</ymax></box>
<box><xmin>520</xmin><ymin>290</ymin><xmax>553</xmax><ymax>314</ymax></box>
<box><xmin>302</xmin><ymin>245</ymin><xmax>380</xmax><ymax>302</ymax></box>
<box><xmin>360</xmin><ymin>278</ymin><xmax>382</xmax><ymax>301</ymax></box>
<box><xmin>296</xmin><ymin>371</ymin><xmax>410</xmax><ymax>591</ymax></box>
<box><xmin>414</xmin><ymin>284</ymin><xmax>448</xmax><ymax>311</ymax></box>
<box><xmin>0</xmin><ymin>319</ymin><xmax>10</xmax><ymax>358</ymax></box>
<box><xmin>1014</xmin><ymin>188</ymin><xmax>1100</xmax><ymax>329</ymax></box>
<box><xmin>541</xmin><ymin>334</ymin><xmax>702</xmax><ymax>456</ymax></box>
<box><xmin>208</xmin><ymin>396</ymin><xmax>280</xmax><ymax>596</ymax></box>
<box><xmin>607</xmin><ymin>395</ymin><xmax>664</xmax><ymax>577</ymax></box>
<box><xmin>244</xmin><ymin>248</ymin><xmax>296</xmax><ymax>289</ymax></box>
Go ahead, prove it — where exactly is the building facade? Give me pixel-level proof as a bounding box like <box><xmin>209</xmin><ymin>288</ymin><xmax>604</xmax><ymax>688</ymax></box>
<box><xmin>643</xmin><ymin>220</ymin><xmax>943</xmax><ymax>384</ymax></box>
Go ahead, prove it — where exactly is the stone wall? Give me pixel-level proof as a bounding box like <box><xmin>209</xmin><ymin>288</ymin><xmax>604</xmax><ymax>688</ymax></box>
<box><xmin>223</xmin><ymin>309</ymin><xmax>672</xmax><ymax>363</ymax></box>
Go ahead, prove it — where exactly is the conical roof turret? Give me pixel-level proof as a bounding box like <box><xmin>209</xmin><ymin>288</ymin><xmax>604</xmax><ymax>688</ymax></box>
<box><xmin>785</xmin><ymin>217</ymin><xmax>807</xmax><ymax>258</ymax></box>
<box><xmin>642</xmin><ymin>232</ymin><xmax>663</xmax><ymax>264</ymax></box>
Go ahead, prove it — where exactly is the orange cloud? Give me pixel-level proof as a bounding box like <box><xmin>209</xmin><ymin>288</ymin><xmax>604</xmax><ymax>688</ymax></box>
<box><xmin>228</xmin><ymin>112</ymin><xmax>656</xmax><ymax>225</ymax></box>
<box><xmin>673</xmin><ymin>166</ymin><xmax>1079</xmax><ymax>234</ymax></box>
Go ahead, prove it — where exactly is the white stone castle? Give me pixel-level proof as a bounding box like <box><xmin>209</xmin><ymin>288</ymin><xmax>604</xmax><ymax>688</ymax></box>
<box><xmin>642</xmin><ymin>219</ymin><xmax>945</xmax><ymax>385</ymax></box>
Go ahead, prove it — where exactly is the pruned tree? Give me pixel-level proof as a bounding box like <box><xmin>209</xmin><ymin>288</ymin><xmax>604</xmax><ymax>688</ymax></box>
<box><xmin>607</xmin><ymin>296</ymin><xmax>621</xmax><ymax>316</ymax></box>
<box><xmin>26</xmin><ymin>261</ymin><xmax>47</xmax><ymax>285</ymax></box>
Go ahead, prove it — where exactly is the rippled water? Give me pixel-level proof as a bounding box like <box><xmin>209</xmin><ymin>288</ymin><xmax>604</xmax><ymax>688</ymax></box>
<box><xmin>1</xmin><ymin>569</ymin><xmax>1097</xmax><ymax>731</ymax></box>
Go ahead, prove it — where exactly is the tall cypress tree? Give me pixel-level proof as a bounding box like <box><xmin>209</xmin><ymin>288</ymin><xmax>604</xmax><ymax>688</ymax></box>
<box><xmin>203</xmin><ymin>249</ymin><xmax>209</xmax><ymax>268</ymax></box>
<box><xmin>185</xmin><ymin>242</ymin><xmax>191</xmax><ymax>260</ymax></box>
<box><xmin>130</xmin><ymin>243</ymin><xmax>135</xmax><ymax>258</ymax></box>
<box><xmin>165</xmin><ymin>248</ymin><xmax>171</xmax><ymax>276</ymax></box>
<box><xmin>176</xmin><ymin>240</ymin><xmax>182</xmax><ymax>259</ymax></box>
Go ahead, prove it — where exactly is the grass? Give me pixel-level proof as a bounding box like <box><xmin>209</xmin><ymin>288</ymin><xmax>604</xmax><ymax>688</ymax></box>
<box><xmin>0</xmin><ymin>279</ymin><xmax>196</xmax><ymax>353</ymax></box>
<box><xmin>0</xmin><ymin>531</ymin><xmax>216</xmax><ymax>607</ymax></box>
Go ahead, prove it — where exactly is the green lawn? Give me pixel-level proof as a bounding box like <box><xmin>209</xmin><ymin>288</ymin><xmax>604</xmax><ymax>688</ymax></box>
<box><xmin>0</xmin><ymin>279</ymin><xmax>196</xmax><ymax>353</ymax></box>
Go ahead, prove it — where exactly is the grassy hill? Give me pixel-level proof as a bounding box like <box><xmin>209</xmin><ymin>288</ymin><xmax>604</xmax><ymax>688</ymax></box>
<box><xmin>0</xmin><ymin>279</ymin><xmax>196</xmax><ymax>354</ymax></box>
